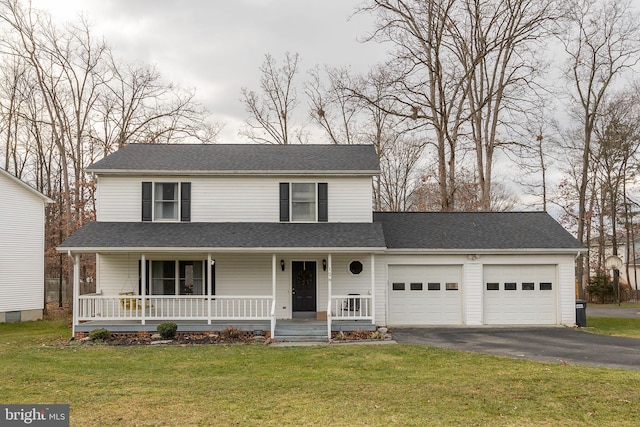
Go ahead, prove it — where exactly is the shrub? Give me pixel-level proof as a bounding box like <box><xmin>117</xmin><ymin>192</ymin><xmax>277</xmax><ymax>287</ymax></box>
<box><xmin>89</xmin><ymin>328</ymin><xmax>110</xmax><ymax>341</ymax></box>
<box><xmin>220</xmin><ymin>326</ymin><xmax>241</xmax><ymax>341</ymax></box>
<box><xmin>157</xmin><ymin>322</ymin><xmax>178</xmax><ymax>339</ymax></box>
<box><xmin>587</xmin><ymin>273</ymin><xmax>614</xmax><ymax>303</ymax></box>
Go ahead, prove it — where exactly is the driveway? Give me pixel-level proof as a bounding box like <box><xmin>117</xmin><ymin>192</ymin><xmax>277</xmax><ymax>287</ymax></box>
<box><xmin>584</xmin><ymin>305</ymin><xmax>640</xmax><ymax>318</ymax></box>
<box><xmin>392</xmin><ymin>327</ymin><xmax>640</xmax><ymax>370</ymax></box>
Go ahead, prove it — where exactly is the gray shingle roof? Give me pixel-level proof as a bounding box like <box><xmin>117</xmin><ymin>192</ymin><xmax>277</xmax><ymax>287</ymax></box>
<box><xmin>59</xmin><ymin>222</ymin><xmax>386</xmax><ymax>250</ymax></box>
<box><xmin>88</xmin><ymin>144</ymin><xmax>380</xmax><ymax>173</ymax></box>
<box><xmin>373</xmin><ymin>211</ymin><xmax>584</xmax><ymax>250</ymax></box>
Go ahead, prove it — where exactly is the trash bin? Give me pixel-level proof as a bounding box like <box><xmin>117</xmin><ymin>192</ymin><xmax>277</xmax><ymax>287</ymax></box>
<box><xmin>575</xmin><ymin>299</ymin><xmax>587</xmax><ymax>327</ymax></box>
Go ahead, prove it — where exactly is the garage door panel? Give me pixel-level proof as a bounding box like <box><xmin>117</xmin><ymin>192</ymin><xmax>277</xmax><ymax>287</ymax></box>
<box><xmin>483</xmin><ymin>265</ymin><xmax>557</xmax><ymax>325</ymax></box>
<box><xmin>389</xmin><ymin>265</ymin><xmax>462</xmax><ymax>325</ymax></box>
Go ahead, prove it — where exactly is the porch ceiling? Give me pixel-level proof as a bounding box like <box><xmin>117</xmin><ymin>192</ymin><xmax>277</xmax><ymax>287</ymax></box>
<box><xmin>58</xmin><ymin>221</ymin><xmax>387</xmax><ymax>253</ymax></box>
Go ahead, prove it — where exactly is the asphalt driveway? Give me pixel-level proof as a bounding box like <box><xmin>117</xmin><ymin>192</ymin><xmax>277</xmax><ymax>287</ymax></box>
<box><xmin>392</xmin><ymin>327</ymin><xmax>640</xmax><ymax>370</ymax></box>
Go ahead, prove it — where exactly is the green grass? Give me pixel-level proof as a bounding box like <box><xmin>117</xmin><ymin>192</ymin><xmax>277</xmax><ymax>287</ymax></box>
<box><xmin>2</xmin><ymin>321</ymin><xmax>640</xmax><ymax>426</ymax></box>
<box><xmin>586</xmin><ymin>317</ymin><xmax>640</xmax><ymax>338</ymax></box>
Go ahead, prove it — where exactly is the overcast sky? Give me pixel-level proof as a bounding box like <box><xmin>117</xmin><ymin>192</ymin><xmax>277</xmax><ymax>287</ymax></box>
<box><xmin>32</xmin><ymin>0</ymin><xmax>385</xmax><ymax>143</ymax></box>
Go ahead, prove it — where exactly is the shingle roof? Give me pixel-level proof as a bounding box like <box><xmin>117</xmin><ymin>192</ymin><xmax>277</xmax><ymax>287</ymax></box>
<box><xmin>88</xmin><ymin>144</ymin><xmax>380</xmax><ymax>174</ymax></box>
<box><xmin>59</xmin><ymin>222</ymin><xmax>386</xmax><ymax>251</ymax></box>
<box><xmin>373</xmin><ymin>211</ymin><xmax>584</xmax><ymax>250</ymax></box>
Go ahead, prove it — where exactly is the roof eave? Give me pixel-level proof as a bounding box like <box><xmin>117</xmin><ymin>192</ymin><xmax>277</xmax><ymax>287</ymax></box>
<box><xmin>87</xmin><ymin>169</ymin><xmax>381</xmax><ymax>176</ymax></box>
<box><xmin>57</xmin><ymin>246</ymin><xmax>387</xmax><ymax>254</ymax></box>
<box><xmin>382</xmin><ymin>248</ymin><xmax>586</xmax><ymax>255</ymax></box>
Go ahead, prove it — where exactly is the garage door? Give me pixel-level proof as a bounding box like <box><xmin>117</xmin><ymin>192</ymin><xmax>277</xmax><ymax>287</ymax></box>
<box><xmin>483</xmin><ymin>265</ymin><xmax>557</xmax><ymax>325</ymax></box>
<box><xmin>388</xmin><ymin>265</ymin><xmax>462</xmax><ymax>325</ymax></box>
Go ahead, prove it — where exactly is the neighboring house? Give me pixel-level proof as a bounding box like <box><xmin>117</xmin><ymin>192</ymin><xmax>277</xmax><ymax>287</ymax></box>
<box><xmin>59</xmin><ymin>144</ymin><xmax>584</xmax><ymax>339</ymax></box>
<box><xmin>0</xmin><ymin>168</ymin><xmax>53</xmax><ymax>323</ymax></box>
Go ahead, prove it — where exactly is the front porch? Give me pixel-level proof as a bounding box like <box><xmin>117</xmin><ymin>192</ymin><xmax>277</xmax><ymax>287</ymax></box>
<box><xmin>74</xmin><ymin>293</ymin><xmax>375</xmax><ymax>339</ymax></box>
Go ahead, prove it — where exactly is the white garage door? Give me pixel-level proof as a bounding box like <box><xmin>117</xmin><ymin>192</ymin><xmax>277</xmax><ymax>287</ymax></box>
<box><xmin>483</xmin><ymin>265</ymin><xmax>557</xmax><ymax>325</ymax></box>
<box><xmin>388</xmin><ymin>265</ymin><xmax>462</xmax><ymax>325</ymax></box>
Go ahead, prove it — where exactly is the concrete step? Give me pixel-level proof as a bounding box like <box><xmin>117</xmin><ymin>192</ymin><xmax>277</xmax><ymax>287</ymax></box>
<box><xmin>273</xmin><ymin>334</ymin><xmax>328</xmax><ymax>342</ymax></box>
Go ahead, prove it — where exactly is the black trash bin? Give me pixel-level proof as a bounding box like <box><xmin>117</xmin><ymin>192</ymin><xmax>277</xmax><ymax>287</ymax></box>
<box><xmin>575</xmin><ymin>299</ymin><xmax>587</xmax><ymax>327</ymax></box>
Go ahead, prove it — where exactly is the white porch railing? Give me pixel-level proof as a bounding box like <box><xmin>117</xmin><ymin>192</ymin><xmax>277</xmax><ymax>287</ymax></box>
<box><xmin>330</xmin><ymin>295</ymin><xmax>373</xmax><ymax>321</ymax></box>
<box><xmin>77</xmin><ymin>295</ymin><xmax>273</xmax><ymax>322</ymax></box>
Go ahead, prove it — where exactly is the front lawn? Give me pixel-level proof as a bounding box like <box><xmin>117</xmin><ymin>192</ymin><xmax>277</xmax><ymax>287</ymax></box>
<box><xmin>585</xmin><ymin>317</ymin><xmax>640</xmax><ymax>338</ymax></box>
<box><xmin>1</xmin><ymin>321</ymin><xmax>639</xmax><ymax>426</ymax></box>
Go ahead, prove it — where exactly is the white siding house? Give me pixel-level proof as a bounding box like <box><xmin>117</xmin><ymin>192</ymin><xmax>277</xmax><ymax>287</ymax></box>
<box><xmin>59</xmin><ymin>144</ymin><xmax>584</xmax><ymax>339</ymax></box>
<box><xmin>0</xmin><ymin>168</ymin><xmax>53</xmax><ymax>322</ymax></box>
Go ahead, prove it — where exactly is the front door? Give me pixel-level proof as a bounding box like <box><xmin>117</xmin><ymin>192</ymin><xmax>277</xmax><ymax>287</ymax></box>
<box><xmin>292</xmin><ymin>261</ymin><xmax>317</xmax><ymax>315</ymax></box>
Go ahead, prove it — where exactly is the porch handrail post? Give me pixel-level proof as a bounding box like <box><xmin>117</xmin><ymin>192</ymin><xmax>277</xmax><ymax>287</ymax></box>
<box><xmin>141</xmin><ymin>253</ymin><xmax>146</xmax><ymax>325</ymax></box>
<box><xmin>207</xmin><ymin>254</ymin><xmax>212</xmax><ymax>325</ymax></box>
<box><xmin>72</xmin><ymin>253</ymin><xmax>79</xmax><ymax>338</ymax></box>
<box><xmin>370</xmin><ymin>253</ymin><xmax>375</xmax><ymax>325</ymax></box>
<box><xmin>327</xmin><ymin>253</ymin><xmax>332</xmax><ymax>340</ymax></box>
<box><xmin>271</xmin><ymin>254</ymin><xmax>276</xmax><ymax>338</ymax></box>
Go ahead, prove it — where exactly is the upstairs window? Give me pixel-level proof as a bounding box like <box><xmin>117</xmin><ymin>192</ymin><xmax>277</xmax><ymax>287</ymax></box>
<box><xmin>291</xmin><ymin>183</ymin><xmax>316</xmax><ymax>221</ymax></box>
<box><xmin>279</xmin><ymin>182</ymin><xmax>328</xmax><ymax>222</ymax></box>
<box><xmin>155</xmin><ymin>183</ymin><xmax>178</xmax><ymax>221</ymax></box>
<box><xmin>142</xmin><ymin>182</ymin><xmax>190</xmax><ymax>222</ymax></box>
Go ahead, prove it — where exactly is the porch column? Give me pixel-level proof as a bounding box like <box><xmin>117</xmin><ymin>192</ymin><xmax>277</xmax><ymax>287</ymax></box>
<box><xmin>370</xmin><ymin>253</ymin><xmax>375</xmax><ymax>325</ymax></box>
<box><xmin>207</xmin><ymin>254</ymin><xmax>212</xmax><ymax>325</ymax></box>
<box><xmin>327</xmin><ymin>253</ymin><xmax>332</xmax><ymax>339</ymax></box>
<box><xmin>71</xmin><ymin>253</ymin><xmax>79</xmax><ymax>338</ymax></box>
<box><xmin>271</xmin><ymin>254</ymin><xmax>277</xmax><ymax>338</ymax></box>
<box><xmin>141</xmin><ymin>254</ymin><xmax>146</xmax><ymax>325</ymax></box>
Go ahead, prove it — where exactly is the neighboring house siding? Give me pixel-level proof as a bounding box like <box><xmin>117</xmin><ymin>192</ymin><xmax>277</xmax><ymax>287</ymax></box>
<box><xmin>0</xmin><ymin>174</ymin><xmax>46</xmax><ymax>313</ymax></box>
<box><xmin>97</xmin><ymin>175</ymin><xmax>372</xmax><ymax>223</ymax></box>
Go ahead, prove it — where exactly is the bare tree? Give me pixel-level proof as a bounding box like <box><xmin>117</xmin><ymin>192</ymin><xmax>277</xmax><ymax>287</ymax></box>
<box><xmin>240</xmin><ymin>52</ymin><xmax>303</xmax><ymax>144</ymax></box>
<box><xmin>358</xmin><ymin>0</ymin><xmax>560</xmax><ymax>211</ymax></box>
<box><xmin>561</xmin><ymin>0</ymin><xmax>640</xmax><ymax>293</ymax></box>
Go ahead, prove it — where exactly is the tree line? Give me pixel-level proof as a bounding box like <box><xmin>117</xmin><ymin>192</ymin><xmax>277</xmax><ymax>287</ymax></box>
<box><xmin>1</xmin><ymin>0</ymin><xmax>639</xmax><ymax>297</ymax></box>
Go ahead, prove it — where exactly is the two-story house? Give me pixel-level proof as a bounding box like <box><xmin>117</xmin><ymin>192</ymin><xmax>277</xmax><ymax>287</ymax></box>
<box><xmin>59</xmin><ymin>144</ymin><xmax>584</xmax><ymax>339</ymax></box>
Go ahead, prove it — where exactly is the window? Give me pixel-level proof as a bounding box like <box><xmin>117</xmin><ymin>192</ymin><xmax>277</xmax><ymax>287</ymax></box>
<box><xmin>486</xmin><ymin>282</ymin><xmax>499</xmax><ymax>291</ymax></box>
<box><xmin>155</xmin><ymin>183</ymin><xmax>178</xmax><ymax>220</ymax></box>
<box><xmin>152</xmin><ymin>261</ymin><xmax>176</xmax><ymax>295</ymax></box>
<box><xmin>146</xmin><ymin>260</ymin><xmax>210</xmax><ymax>295</ymax></box>
<box><xmin>392</xmin><ymin>282</ymin><xmax>405</xmax><ymax>291</ymax></box>
<box><xmin>410</xmin><ymin>282</ymin><xmax>423</xmax><ymax>291</ymax></box>
<box><xmin>427</xmin><ymin>283</ymin><xmax>441</xmax><ymax>291</ymax></box>
<box><xmin>540</xmin><ymin>282</ymin><xmax>553</xmax><ymax>291</ymax></box>
<box><xmin>522</xmin><ymin>282</ymin><xmax>535</xmax><ymax>291</ymax></box>
<box><xmin>179</xmin><ymin>261</ymin><xmax>204</xmax><ymax>295</ymax></box>
<box><xmin>349</xmin><ymin>260</ymin><xmax>363</xmax><ymax>275</ymax></box>
<box><xmin>291</xmin><ymin>183</ymin><xmax>316</xmax><ymax>221</ymax></box>
<box><xmin>279</xmin><ymin>182</ymin><xmax>328</xmax><ymax>222</ymax></box>
<box><xmin>504</xmin><ymin>282</ymin><xmax>517</xmax><ymax>291</ymax></box>
<box><xmin>445</xmin><ymin>282</ymin><xmax>459</xmax><ymax>291</ymax></box>
<box><xmin>142</xmin><ymin>182</ymin><xmax>191</xmax><ymax>222</ymax></box>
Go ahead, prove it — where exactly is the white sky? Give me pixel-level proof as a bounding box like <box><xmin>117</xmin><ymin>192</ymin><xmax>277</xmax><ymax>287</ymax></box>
<box><xmin>31</xmin><ymin>0</ymin><xmax>385</xmax><ymax>143</ymax></box>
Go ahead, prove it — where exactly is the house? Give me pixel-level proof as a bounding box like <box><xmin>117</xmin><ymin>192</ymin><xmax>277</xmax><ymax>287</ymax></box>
<box><xmin>59</xmin><ymin>144</ymin><xmax>584</xmax><ymax>339</ymax></box>
<box><xmin>0</xmin><ymin>168</ymin><xmax>53</xmax><ymax>323</ymax></box>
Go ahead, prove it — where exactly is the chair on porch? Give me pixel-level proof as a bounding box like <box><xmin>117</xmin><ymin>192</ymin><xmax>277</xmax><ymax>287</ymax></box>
<box><xmin>343</xmin><ymin>293</ymin><xmax>360</xmax><ymax>312</ymax></box>
<box><xmin>119</xmin><ymin>292</ymin><xmax>138</xmax><ymax>310</ymax></box>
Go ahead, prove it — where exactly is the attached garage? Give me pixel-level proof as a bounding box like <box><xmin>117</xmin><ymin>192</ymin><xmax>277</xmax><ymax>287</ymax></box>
<box><xmin>388</xmin><ymin>265</ymin><xmax>462</xmax><ymax>325</ymax></box>
<box><xmin>483</xmin><ymin>265</ymin><xmax>557</xmax><ymax>325</ymax></box>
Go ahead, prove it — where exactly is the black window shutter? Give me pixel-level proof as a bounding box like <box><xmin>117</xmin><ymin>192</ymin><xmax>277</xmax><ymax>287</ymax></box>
<box><xmin>138</xmin><ymin>259</ymin><xmax>150</xmax><ymax>295</ymax></box>
<box><xmin>181</xmin><ymin>182</ymin><xmax>191</xmax><ymax>222</ymax></box>
<box><xmin>318</xmin><ymin>183</ymin><xmax>328</xmax><ymax>222</ymax></box>
<box><xmin>141</xmin><ymin>182</ymin><xmax>152</xmax><ymax>222</ymax></box>
<box><xmin>279</xmin><ymin>183</ymin><xmax>290</xmax><ymax>222</ymax></box>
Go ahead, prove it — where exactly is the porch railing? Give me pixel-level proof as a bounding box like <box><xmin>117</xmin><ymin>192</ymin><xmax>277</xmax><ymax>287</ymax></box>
<box><xmin>77</xmin><ymin>295</ymin><xmax>273</xmax><ymax>322</ymax></box>
<box><xmin>330</xmin><ymin>295</ymin><xmax>373</xmax><ymax>321</ymax></box>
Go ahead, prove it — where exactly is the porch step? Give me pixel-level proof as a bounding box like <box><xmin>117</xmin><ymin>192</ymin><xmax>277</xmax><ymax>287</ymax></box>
<box><xmin>274</xmin><ymin>321</ymin><xmax>328</xmax><ymax>342</ymax></box>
